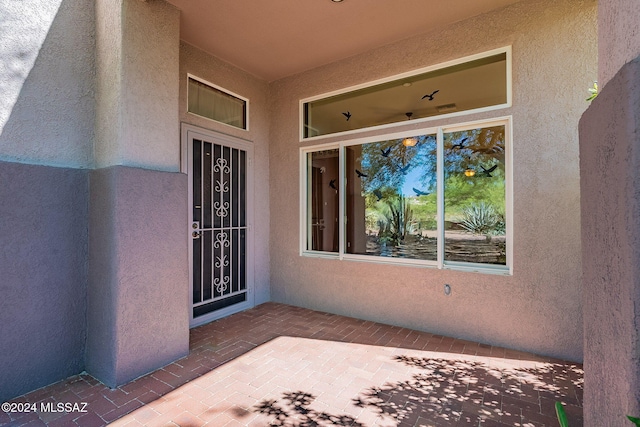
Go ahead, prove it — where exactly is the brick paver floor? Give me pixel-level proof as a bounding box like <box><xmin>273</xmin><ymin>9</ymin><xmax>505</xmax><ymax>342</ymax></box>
<box><xmin>2</xmin><ymin>302</ymin><xmax>583</xmax><ymax>426</ymax></box>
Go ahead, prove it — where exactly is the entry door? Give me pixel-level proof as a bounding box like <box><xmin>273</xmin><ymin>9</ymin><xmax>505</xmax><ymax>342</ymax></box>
<box><xmin>183</xmin><ymin>125</ymin><xmax>254</xmax><ymax>327</ymax></box>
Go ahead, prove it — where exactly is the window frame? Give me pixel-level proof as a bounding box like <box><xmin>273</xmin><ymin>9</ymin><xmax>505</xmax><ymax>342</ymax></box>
<box><xmin>299</xmin><ymin>46</ymin><xmax>512</xmax><ymax>142</ymax></box>
<box><xmin>299</xmin><ymin>116</ymin><xmax>513</xmax><ymax>275</ymax></box>
<box><xmin>187</xmin><ymin>73</ymin><xmax>250</xmax><ymax>131</ymax></box>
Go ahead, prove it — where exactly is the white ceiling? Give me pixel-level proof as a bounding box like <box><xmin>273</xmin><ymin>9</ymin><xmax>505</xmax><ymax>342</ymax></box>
<box><xmin>165</xmin><ymin>0</ymin><xmax>524</xmax><ymax>82</ymax></box>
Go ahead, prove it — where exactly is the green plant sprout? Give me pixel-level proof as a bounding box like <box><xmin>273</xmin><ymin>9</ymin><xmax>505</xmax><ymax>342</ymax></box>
<box><xmin>586</xmin><ymin>81</ymin><xmax>598</xmax><ymax>101</ymax></box>
<box><xmin>555</xmin><ymin>402</ymin><xmax>569</xmax><ymax>427</ymax></box>
<box><xmin>556</xmin><ymin>401</ymin><xmax>640</xmax><ymax>426</ymax></box>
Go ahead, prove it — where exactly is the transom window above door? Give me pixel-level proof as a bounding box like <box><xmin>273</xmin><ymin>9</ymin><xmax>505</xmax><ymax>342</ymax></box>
<box><xmin>188</xmin><ymin>75</ymin><xmax>249</xmax><ymax>131</ymax></box>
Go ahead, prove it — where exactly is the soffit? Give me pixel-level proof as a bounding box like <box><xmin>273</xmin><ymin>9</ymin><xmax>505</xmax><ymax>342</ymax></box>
<box><xmin>165</xmin><ymin>0</ymin><xmax>523</xmax><ymax>82</ymax></box>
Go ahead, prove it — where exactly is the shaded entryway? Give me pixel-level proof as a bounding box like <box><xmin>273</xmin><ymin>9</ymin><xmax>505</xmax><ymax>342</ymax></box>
<box><xmin>2</xmin><ymin>303</ymin><xmax>582</xmax><ymax>426</ymax></box>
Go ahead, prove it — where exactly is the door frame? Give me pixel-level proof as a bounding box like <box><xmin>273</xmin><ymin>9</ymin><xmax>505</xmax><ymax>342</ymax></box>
<box><xmin>181</xmin><ymin>123</ymin><xmax>255</xmax><ymax>328</ymax></box>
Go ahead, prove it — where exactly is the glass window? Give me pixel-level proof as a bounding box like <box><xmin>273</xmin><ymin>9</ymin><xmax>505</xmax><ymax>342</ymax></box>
<box><xmin>305</xmin><ymin>149</ymin><xmax>340</xmax><ymax>252</ymax></box>
<box><xmin>444</xmin><ymin>125</ymin><xmax>506</xmax><ymax>265</ymax></box>
<box><xmin>188</xmin><ymin>76</ymin><xmax>248</xmax><ymax>130</ymax></box>
<box><xmin>345</xmin><ymin>135</ymin><xmax>437</xmax><ymax>260</ymax></box>
<box><xmin>302</xmin><ymin>49</ymin><xmax>509</xmax><ymax>139</ymax></box>
<box><xmin>301</xmin><ymin>119</ymin><xmax>511</xmax><ymax>273</ymax></box>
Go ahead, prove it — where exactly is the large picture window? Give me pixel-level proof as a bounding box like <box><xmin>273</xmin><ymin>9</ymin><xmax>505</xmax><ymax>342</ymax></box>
<box><xmin>301</xmin><ymin>118</ymin><xmax>511</xmax><ymax>274</ymax></box>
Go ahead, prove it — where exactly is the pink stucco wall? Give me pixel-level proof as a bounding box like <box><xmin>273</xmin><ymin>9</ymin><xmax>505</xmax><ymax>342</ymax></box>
<box><xmin>598</xmin><ymin>0</ymin><xmax>640</xmax><ymax>88</ymax></box>
<box><xmin>86</xmin><ymin>166</ymin><xmax>189</xmax><ymax>387</ymax></box>
<box><xmin>578</xmin><ymin>0</ymin><xmax>640</xmax><ymax>423</ymax></box>
<box><xmin>580</xmin><ymin>54</ymin><xmax>640</xmax><ymax>427</ymax></box>
<box><xmin>268</xmin><ymin>0</ymin><xmax>596</xmax><ymax>361</ymax></box>
<box><xmin>87</xmin><ymin>0</ymin><xmax>189</xmax><ymax>387</ymax></box>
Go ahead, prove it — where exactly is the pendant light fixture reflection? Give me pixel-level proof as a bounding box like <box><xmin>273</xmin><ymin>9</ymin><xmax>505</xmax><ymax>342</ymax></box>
<box><xmin>464</xmin><ymin>155</ymin><xmax>475</xmax><ymax>176</ymax></box>
<box><xmin>402</xmin><ymin>112</ymin><xmax>418</xmax><ymax>147</ymax></box>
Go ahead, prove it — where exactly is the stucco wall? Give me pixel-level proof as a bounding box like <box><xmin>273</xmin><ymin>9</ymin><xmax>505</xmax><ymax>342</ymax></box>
<box><xmin>580</xmin><ymin>58</ymin><xmax>640</xmax><ymax>426</ymax></box>
<box><xmin>95</xmin><ymin>0</ymin><xmax>180</xmax><ymax>171</ymax></box>
<box><xmin>0</xmin><ymin>0</ymin><xmax>94</xmax><ymax>168</ymax></box>
<box><xmin>0</xmin><ymin>161</ymin><xmax>88</xmax><ymax>403</ymax></box>
<box><xmin>598</xmin><ymin>0</ymin><xmax>640</xmax><ymax>88</ymax></box>
<box><xmin>179</xmin><ymin>42</ymin><xmax>271</xmax><ymax>306</ymax></box>
<box><xmin>86</xmin><ymin>166</ymin><xmax>189</xmax><ymax>387</ymax></box>
<box><xmin>87</xmin><ymin>0</ymin><xmax>188</xmax><ymax>387</ymax></box>
<box><xmin>268</xmin><ymin>0</ymin><xmax>596</xmax><ymax>361</ymax></box>
<box><xmin>580</xmin><ymin>0</ymin><xmax>640</xmax><ymax>422</ymax></box>
<box><xmin>0</xmin><ymin>0</ymin><xmax>93</xmax><ymax>402</ymax></box>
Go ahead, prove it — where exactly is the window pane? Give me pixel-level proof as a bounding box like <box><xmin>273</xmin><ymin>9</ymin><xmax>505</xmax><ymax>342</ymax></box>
<box><xmin>444</xmin><ymin>125</ymin><xmax>506</xmax><ymax>265</ymax></box>
<box><xmin>303</xmin><ymin>51</ymin><xmax>507</xmax><ymax>138</ymax></box>
<box><xmin>306</xmin><ymin>149</ymin><xmax>339</xmax><ymax>252</ymax></box>
<box><xmin>346</xmin><ymin>135</ymin><xmax>437</xmax><ymax>260</ymax></box>
<box><xmin>188</xmin><ymin>77</ymin><xmax>247</xmax><ymax>130</ymax></box>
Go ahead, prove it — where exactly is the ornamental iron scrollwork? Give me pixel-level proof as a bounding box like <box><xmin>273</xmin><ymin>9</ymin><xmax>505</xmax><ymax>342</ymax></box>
<box><xmin>214</xmin><ymin>231</ymin><xmax>230</xmax><ymax>248</ymax></box>
<box><xmin>213</xmin><ymin>158</ymin><xmax>230</xmax><ymax>174</ymax></box>
<box><xmin>214</xmin><ymin>201</ymin><xmax>230</xmax><ymax>218</ymax></box>
<box><xmin>215</xmin><ymin>254</ymin><xmax>229</xmax><ymax>268</ymax></box>
<box><xmin>214</xmin><ymin>276</ymin><xmax>230</xmax><ymax>294</ymax></box>
<box><xmin>215</xmin><ymin>179</ymin><xmax>229</xmax><ymax>192</ymax></box>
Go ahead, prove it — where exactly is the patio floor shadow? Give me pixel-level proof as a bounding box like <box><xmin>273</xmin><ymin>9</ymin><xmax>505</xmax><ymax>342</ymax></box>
<box><xmin>2</xmin><ymin>302</ymin><xmax>583</xmax><ymax>426</ymax></box>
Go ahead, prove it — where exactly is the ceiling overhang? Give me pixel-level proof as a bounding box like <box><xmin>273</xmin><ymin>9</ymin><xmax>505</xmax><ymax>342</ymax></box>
<box><xmin>165</xmin><ymin>0</ymin><xmax>524</xmax><ymax>82</ymax></box>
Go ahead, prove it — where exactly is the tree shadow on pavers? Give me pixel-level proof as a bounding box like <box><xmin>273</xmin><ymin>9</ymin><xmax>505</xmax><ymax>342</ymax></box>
<box><xmin>254</xmin><ymin>391</ymin><xmax>365</xmax><ymax>426</ymax></box>
<box><xmin>252</xmin><ymin>357</ymin><xmax>582</xmax><ymax>426</ymax></box>
<box><xmin>351</xmin><ymin>355</ymin><xmax>583</xmax><ymax>425</ymax></box>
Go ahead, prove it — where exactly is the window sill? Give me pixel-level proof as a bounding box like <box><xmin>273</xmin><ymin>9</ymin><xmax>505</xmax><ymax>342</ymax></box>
<box><xmin>300</xmin><ymin>251</ymin><xmax>512</xmax><ymax>276</ymax></box>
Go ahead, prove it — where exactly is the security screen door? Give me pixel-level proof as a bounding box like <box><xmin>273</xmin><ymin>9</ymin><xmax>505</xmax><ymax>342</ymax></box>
<box><xmin>183</xmin><ymin>125</ymin><xmax>254</xmax><ymax>327</ymax></box>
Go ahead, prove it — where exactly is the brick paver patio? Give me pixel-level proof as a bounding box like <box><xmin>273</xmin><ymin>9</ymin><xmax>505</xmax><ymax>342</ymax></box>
<box><xmin>2</xmin><ymin>303</ymin><xmax>583</xmax><ymax>426</ymax></box>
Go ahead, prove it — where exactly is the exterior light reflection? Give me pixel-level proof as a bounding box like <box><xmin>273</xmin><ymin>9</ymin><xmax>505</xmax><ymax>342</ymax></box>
<box><xmin>402</xmin><ymin>137</ymin><xmax>417</xmax><ymax>147</ymax></box>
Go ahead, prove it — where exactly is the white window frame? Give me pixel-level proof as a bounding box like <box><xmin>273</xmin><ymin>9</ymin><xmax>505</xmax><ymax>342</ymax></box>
<box><xmin>299</xmin><ymin>46</ymin><xmax>512</xmax><ymax>142</ymax></box>
<box><xmin>187</xmin><ymin>73</ymin><xmax>250</xmax><ymax>131</ymax></box>
<box><xmin>299</xmin><ymin>116</ymin><xmax>513</xmax><ymax>275</ymax></box>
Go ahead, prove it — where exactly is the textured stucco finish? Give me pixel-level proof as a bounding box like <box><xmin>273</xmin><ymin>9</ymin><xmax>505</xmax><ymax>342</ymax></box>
<box><xmin>580</xmin><ymin>58</ymin><xmax>640</xmax><ymax>426</ymax></box>
<box><xmin>0</xmin><ymin>0</ymin><xmax>94</xmax><ymax>168</ymax></box>
<box><xmin>598</xmin><ymin>0</ymin><xmax>640</xmax><ymax>88</ymax></box>
<box><xmin>0</xmin><ymin>161</ymin><xmax>88</xmax><ymax>402</ymax></box>
<box><xmin>87</xmin><ymin>0</ymin><xmax>188</xmax><ymax>388</ymax></box>
<box><xmin>95</xmin><ymin>0</ymin><xmax>180</xmax><ymax>171</ymax></box>
<box><xmin>86</xmin><ymin>166</ymin><xmax>189</xmax><ymax>387</ymax></box>
<box><xmin>269</xmin><ymin>0</ymin><xmax>596</xmax><ymax>361</ymax></box>
<box><xmin>179</xmin><ymin>42</ymin><xmax>271</xmax><ymax>305</ymax></box>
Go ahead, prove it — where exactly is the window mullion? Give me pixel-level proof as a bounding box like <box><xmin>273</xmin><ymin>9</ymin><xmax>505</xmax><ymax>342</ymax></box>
<box><xmin>436</xmin><ymin>127</ymin><xmax>445</xmax><ymax>269</ymax></box>
<box><xmin>305</xmin><ymin>152</ymin><xmax>312</xmax><ymax>253</ymax></box>
<box><xmin>338</xmin><ymin>144</ymin><xmax>345</xmax><ymax>259</ymax></box>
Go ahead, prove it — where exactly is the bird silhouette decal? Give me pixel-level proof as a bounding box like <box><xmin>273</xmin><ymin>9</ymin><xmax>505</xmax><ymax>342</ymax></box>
<box><xmin>342</xmin><ymin>111</ymin><xmax>352</xmax><ymax>121</ymax></box>
<box><xmin>399</xmin><ymin>164</ymin><xmax>411</xmax><ymax>174</ymax></box>
<box><xmin>381</xmin><ymin>147</ymin><xmax>391</xmax><ymax>157</ymax></box>
<box><xmin>413</xmin><ymin>188</ymin><xmax>429</xmax><ymax>196</ymax></box>
<box><xmin>373</xmin><ymin>189</ymin><xmax>383</xmax><ymax>201</ymax></box>
<box><xmin>329</xmin><ymin>179</ymin><xmax>337</xmax><ymax>190</ymax></box>
<box><xmin>451</xmin><ymin>138</ymin><xmax>468</xmax><ymax>150</ymax></box>
<box><xmin>479</xmin><ymin>164</ymin><xmax>498</xmax><ymax>177</ymax></box>
<box><xmin>355</xmin><ymin>169</ymin><xmax>367</xmax><ymax>178</ymax></box>
<box><xmin>421</xmin><ymin>90</ymin><xmax>440</xmax><ymax>101</ymax></box>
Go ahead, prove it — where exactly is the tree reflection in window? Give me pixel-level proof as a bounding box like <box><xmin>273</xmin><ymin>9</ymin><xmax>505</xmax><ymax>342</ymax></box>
<box><xmin>444</xmin><ymin>125</ymin><xmax>506</xmax><ymax>265</ymax></box>
<box><xmin>303</xmin><ymin>121</ymin><xmax>509</xmax><ymax>269</ymax></box>
<box><xmin>346</xmin><ymin>135</ymin><xmax>437</xmax><ymax>260</ymax></box>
